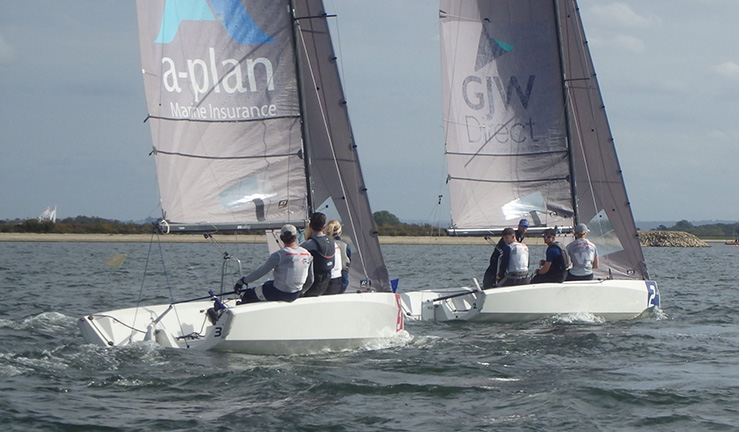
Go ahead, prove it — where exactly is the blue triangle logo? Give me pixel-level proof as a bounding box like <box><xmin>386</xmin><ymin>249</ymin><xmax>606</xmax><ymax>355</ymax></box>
<box><xmin>155</xmin><ymin>0</ymin><xmax>275</xmax><ymax>45</ymax></box>
<box><xmin>475</xmin><ymin>21</ymin><xmax>513</xmax><ymax>71</ymax></box>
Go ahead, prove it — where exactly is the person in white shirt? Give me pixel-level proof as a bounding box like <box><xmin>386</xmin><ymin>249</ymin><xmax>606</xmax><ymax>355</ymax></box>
<box><xmin>234</xmin><ymin>224</ymin><xmax>313</xmax><ymax>303</ymax></box>
<box><xmin>566</xmin><ymin>223</ymin><xmax>599</xmax><ymax>281</ymax></box>
<box><xmin>496</xmin><ymin>227</ymin><xmax>530</xmax><ymax>287</ymax></box>
<box><xmin>324</xmin><ymin>219</ymin><xmax>349</xmax><ymax>295</ymax></box>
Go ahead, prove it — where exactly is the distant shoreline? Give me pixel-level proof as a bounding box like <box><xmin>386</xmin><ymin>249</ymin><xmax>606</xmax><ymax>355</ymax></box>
<box><xmin>0</xmin><ymin>232</ymin><xmax>500</xmax><ymax>245</ymax></box>
<box><xmin>0</xmin><ymin>232</ymin><xmax>727</xmax><ymax>246</ymax></box>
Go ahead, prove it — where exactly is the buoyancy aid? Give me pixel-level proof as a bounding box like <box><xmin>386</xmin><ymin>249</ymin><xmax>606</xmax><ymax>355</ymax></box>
<box><xmin>507</xmin><ymin>241</ymin><xmax>529</xmax><ymax>273</ymax></box>
<box><xmin>308</xmin><ymin>235</ymin><xmax>336</xmax><ymax>275</ymax></box>
<box><xmin>550</xmin><ymin>241</ymin><xmax>572</xmax><ymax>270</ymax></box>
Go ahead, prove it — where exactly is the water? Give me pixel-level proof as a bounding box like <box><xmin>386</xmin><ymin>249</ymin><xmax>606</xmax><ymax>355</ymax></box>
<box><xmin>1</xmin><ymin>240</ymin><xmax>738</xmax><ymax>431</ymax></box>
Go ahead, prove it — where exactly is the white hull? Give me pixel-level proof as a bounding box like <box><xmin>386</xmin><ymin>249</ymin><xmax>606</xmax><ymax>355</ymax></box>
<box><xmin>79</xmin><ymin>292</ymin><xmax>405</xmax><ymax>355</ymax></box>
<box><xmin>399</xmin><ymin>280</ymin><xmax>660</xmax><ymax>322</ymax></box>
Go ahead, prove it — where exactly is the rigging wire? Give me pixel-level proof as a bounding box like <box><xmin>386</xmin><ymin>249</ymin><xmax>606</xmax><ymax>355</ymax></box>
<box><xmin>294</xmin><ymin>14</ymin><xmax>371</xmax><ymax>282</ymax></box>
<box><xmin>128</xmin><ymin>231</ymin><xmax>157</xmax><ymax>343</ymax></box>
<box><xmin>562</xmin><ymin>2</ymin><xmax>614</xmax><ymax>274</ymax></box>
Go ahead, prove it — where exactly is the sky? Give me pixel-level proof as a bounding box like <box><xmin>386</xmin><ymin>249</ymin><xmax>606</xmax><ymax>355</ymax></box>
<box><xmin>1</xmin><ymin>0</ymin><xmax>738</xmax><ymax>225</ymax></box>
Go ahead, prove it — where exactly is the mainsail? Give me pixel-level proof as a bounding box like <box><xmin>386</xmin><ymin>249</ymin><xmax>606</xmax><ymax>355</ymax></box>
<box><xmin>136</xmin><ymin>0</ymin><xmax>389</xmax><ymax>290</ymax></box>
<box><xmin>440</xmin><ymin>0</ymin><xmax>647</xmax><ymax>280</ymax></box>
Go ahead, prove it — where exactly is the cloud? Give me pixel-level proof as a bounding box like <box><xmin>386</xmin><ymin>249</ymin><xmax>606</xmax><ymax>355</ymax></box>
<box><xmin>589</xmin><ymin>34</ymin><xmax>646</xmax><ymax>54</ymax></box>
<box><xmin>610</xmin><ymin>34</ymin><xmax>646</xmax><ymax>53</ymax></box>
<box><xmin>708</xmin><ymin>128</ymin><xmax>739</xmax><ymax>141</ymax></box>
<box><xmin>589</xmin><ymin>2</ymin><xmax>653</xmax><ymax>28</ymax></box>
<box><xmin>0</xmin><ymin>33</ymin><xmax>14</xmax><ymax>64</ymax></box>
<box><xmin>714</xmin><ymin>61</ymin><xmax>739</xmax><ymax>80</ymax></box>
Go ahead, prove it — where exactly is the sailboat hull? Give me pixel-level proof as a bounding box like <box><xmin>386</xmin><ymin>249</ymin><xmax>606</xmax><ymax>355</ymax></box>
<box><xmin>79</xmin><ymin>293</ymin><xmax>405</xmax><ymax>355</ymax></box>
<box><xmin>399</xmin><ymin>280</ymin><xmax>660</xmax><ymax>323</ymax></box>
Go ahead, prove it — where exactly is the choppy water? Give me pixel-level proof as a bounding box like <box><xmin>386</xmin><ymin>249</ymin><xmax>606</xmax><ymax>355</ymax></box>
<box><xmin>1</xmin><ymin>240</ymin><xmax>738</xmax><ymax>431</ymax></box>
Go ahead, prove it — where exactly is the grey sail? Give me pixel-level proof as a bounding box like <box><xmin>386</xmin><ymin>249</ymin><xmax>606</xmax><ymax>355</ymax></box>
<box><xmin>440</xmin><ymin>0</ymin><xmax>647</xmax><ymax>280</ymax></box>
<box><xmin>293</xmin><ymin>0</ymin><xmax>390</xmax><ymax>290</ymax></box>
<box><xmin>556</xmin><ymin>0</ymin><xmax>647</xmax><ymax>279</ymax></box>
<box><xmin>136</xmin><ymin>0</ymin><xmax>389</xmax><ymax>290</ymax></box>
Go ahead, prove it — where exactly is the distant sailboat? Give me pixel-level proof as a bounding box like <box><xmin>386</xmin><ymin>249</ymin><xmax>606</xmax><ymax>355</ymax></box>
<box><xmin>38</xmin><ymin>205</ymin><xmax>57</xmax><ymax>223</ymax></box>
<box><xmin>400</xmin><ymin>0</ymin><xmax>660</xmax><ymax>322</ymax></box>
<box><xmin>78</xmin><ymin>0</ymin><xmax>404</xmax><ymax>354</ymax></box>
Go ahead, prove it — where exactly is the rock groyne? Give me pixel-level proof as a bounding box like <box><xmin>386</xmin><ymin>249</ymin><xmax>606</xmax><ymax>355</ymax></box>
<box><xmin>638</xmin><ymin>230</ymin><xmax>709</xmax><ymax>247</ymax></box>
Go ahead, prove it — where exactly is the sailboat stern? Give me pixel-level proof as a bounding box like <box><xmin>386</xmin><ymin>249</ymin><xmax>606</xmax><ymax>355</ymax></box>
<box><xmin>399</xmin><ymin>287</ymin><xmax>484</xmax><ymax>321</ymax></box>
<box><xmin>78</xmin><ymin>300</ymin><xmax>219</xmax><ymax>349</ymax></box>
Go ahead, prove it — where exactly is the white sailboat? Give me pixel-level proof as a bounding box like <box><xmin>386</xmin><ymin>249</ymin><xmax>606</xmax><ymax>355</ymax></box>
<box><xmin>399</xmin><ymin>0</ymin><xmax>660</xmax><ymax>322</ymax></box>
<box><xmin>79</xmin><ymin>0</ymin><xmax>404</xmax><ymax>354</ymax></box>
<box><xmin>38</xmin><ymin>205</ymin><xmax>57</xmax><ymax>223</ymax></box>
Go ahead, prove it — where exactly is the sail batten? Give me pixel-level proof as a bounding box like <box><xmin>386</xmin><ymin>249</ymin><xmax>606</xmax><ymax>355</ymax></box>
<box><xmin>447</xmin><ymin>150</ymin><xmax>568</xmax><ymax>157</ymax></box>
<box><xmin>449</xmin><ymin>177</ymin><xmax>569</xmax><ymax>183</ymax></box>
<box><xmin>146</xmin><ymin>114</ymin><xmax>301</xmax><ymax>123</ymax></box>
<box><xmin>152</xmin><ymin>149</ymin><xmax>302</xmax><ymax>161</ymax></box>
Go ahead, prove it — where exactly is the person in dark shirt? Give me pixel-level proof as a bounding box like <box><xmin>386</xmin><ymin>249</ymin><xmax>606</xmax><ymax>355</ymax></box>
<box><xmin>530</xmin><ymin>228</ymin><xmax>569</xmax><ymax>284</ymax></box>
<box><xmin>300</xmin><ymin>212</ymin><xmax>336</xmax><ymax>297</ymax></box>
<box><xmin>482</xmin><ymin>219</ymin><xmax>529</xmax><ymax>288</ymax></box>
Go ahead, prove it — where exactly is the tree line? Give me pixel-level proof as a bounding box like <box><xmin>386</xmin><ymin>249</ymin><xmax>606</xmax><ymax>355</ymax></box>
<box><xmin>3</xmin><ymin>213</ymin><xmax>736</xmax><ymax>238</ymax></box>
<box><xmin>655</xmin><ymin>220</ymin><xmax>739</xmax><ymax>239</ymax></box>
<box><xmin>0</xmin><ymin>211</ymin><xmax>443</xmax><ymax>236</ymax></box>
<box><xmin>0</xmin><ymin>216</ymin><xmax>155</xmax><ymax>234</ymax></box>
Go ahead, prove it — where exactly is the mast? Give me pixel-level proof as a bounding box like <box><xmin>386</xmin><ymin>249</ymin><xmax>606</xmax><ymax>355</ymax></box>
<box><xmin>290</xmin><ymin>0</ymin><xmax>314</xmax><ymax>215</ymax></box>
<box><xmin>554</xmin><ymin>0</ymin><xmax>579</xmax><ymax>225</ymax></box>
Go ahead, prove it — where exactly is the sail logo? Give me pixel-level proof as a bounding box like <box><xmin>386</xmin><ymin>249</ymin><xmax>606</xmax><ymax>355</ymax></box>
<box><xmin>155</xmin><ymin>0</ymin><xmax>274</xmax><ymax>45</ymax></box>
<box><xmin>457</xmin><ymin>21</ymin><xmax>542</xmax><ymax>146</ymax></box>
<box><xmin>461</xmin><ymin>74</ymin><xmax>538</xmax><ymax>145</ymax></box>
<box><xmin>475</xmin><ymin>21</ymin><xmax>513</xmax><ymax>71</ymax></box>
<box><xmin>151</xmin><ymin>0</ymin><xmax>284</xmax><ymax>114</ymax></box>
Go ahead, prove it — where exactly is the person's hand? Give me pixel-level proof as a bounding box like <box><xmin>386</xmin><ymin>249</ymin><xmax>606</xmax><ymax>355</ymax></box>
<box><xmin>234</xmin><ymin>278</ymin><xmax>245</xmax><ymax>293</ymax></box>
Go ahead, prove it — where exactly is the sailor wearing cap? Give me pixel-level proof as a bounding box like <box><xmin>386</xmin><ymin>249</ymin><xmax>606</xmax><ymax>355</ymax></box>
<box><xmin>482</xmin><ymin>218</ymin><xmax>529</xmax><ymax>289</ymax></box>
<box><xmin>565</xmin><ymin>223</ymin><xmax>599</xmax><ymax>281</ymax></box>
<box><xmin>235</xmin><ymin>224</ymin><xmax>314</xmax><ymax>303</ymax></box>
<box><xmin>496</xmin><ymin>227</ymin><xmax>530</xmax><ymax>287</ymax></box>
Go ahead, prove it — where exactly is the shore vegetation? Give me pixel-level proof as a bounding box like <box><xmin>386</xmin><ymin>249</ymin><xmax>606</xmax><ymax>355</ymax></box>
<box><xmin>2</xmin><ymin>214</ymin><xmax>736</xmax><ymax>239</ymax></box>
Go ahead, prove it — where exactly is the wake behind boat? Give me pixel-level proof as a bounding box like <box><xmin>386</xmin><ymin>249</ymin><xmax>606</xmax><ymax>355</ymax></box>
<box><xmin>400</xmin><ymin>0</ymin><xmax>659</xmax><ymax>323</ymax></box>
<box><xmin>79</xmin><ymin>0</ymin><xmax>405</xmax><ymax>354</ymax></box>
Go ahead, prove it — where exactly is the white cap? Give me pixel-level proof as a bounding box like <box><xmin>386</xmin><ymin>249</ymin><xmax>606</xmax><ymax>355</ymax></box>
<box><xmin>281</xmin><ymin>224</ymin><xmax>298</xmax><ymax>236</ymax></box>
<box><xmin>574</xmin><ymin>223</ymin><xmax>590</xmax><ymax>233</ymax></box>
